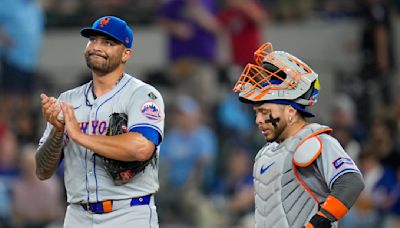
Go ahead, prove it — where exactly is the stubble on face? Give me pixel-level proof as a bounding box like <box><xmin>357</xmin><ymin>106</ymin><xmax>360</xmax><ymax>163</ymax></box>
<box><xmin>254</xmin><ymin>104</ymin><xmax>288</xmax><ymax>143</ymax></box>
<box><xmin>271</xmin><ymin>118</ymin><xmax>288</xmax><ymax>142</ymax></box>
<box><xmin>264</xmin><ymin>115</ymin><xmax>287</xmax><ymax>142</ymax></box>
<box><xmin>85</xmin><ymin>51</ymin><xmax>122</xmax><ymax>75</ymax></box>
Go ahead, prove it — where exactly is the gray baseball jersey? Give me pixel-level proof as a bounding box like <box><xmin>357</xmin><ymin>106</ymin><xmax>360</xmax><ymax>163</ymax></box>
<box><xmin>38</xmin><ymin>73</ymin><xmax>165</xmax><ymax>204</ymax></box>
<box><xmin>254</xmin><ymin>123</ymin><xmax>361</xmax><ymax>227</ymax></box>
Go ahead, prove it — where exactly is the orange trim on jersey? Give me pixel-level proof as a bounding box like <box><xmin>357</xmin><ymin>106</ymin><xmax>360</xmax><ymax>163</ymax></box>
<box><xmin>293</xmin><ymin>165</ymin><xmax>320</xmax><ymax>204</ymax></box>
<box><xmin>293</xmin><ymin>136</ymin><xmax>323</xmax><ymax>167</ymax></box>
<box><xmin>296</xmin><ymin>128</ymin><xmax>332</xmax><ymax>150</ymax></box>
<box><xmin>293</xmin><ymin>128</ymin><xmax>332</xmax><ymax>167</ymax></box>
<box><xmin>292</xmin><ymin>128</ymin><xmax>333</xmax><ymax>204</ymax></box>
<box><xmin>321</xmin><ymin>195</ymin><xmax>348</xmax><ymax>220</ymax></box>
<box><xmin>102</xmin><ymin>200</ymin><xmax>113</xmax><ymax>213</ymax></box>
<box><xmin>304</xmin><ymin>128</ymin><xmax>332</xmax><ymax>139</ymax></box>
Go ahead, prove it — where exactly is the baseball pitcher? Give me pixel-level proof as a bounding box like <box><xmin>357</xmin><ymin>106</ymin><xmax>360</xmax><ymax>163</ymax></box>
<box><xmin>35</xmin><ymin>16</ymin><xmax>164</xmax><ymax>228</ymax></box>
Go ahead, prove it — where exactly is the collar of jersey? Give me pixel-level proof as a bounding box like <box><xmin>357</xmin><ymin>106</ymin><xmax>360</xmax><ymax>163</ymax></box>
<box><xmin>86</xmin><ymin>73</ymin><xmax>127</xmax><ymax>106</ymax></box>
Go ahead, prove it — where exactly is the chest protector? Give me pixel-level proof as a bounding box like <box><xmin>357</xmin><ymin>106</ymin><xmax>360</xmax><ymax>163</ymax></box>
<box><xmin>254</xmin><ymin>123</ymin><xmax>332</xmax><ymax>228</ymax></box>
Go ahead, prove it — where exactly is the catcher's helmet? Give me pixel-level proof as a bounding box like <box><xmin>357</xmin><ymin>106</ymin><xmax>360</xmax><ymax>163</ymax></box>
<box><xmin>233</xmin><ymin>42</ymin><xmax>320</xmax><ymax>117</ymax></box>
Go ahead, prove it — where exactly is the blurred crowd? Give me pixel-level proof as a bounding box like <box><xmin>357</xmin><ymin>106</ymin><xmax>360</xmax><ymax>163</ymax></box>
<box><xmin>1</xmin><ymin>0</ymin><xmax>400</xmax><ymax>227</ymax></box>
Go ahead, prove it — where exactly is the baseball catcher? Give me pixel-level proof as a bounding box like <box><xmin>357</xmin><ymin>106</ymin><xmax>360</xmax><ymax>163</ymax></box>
<box><xmin>233</xmin><ymin>42</ymin><xmax>365</xmax><ymax>228</ymax></box>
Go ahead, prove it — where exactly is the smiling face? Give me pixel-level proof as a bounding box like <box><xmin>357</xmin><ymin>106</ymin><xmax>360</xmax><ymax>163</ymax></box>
<box><xmin>253</xmin><ymin>103</ymin><xmax>293</xmax><ymax>142</ymax></box>
<box><xmin>84</xmin><ymin>34</ymin><xmax>132</xmax><ymax>75</ymax></box>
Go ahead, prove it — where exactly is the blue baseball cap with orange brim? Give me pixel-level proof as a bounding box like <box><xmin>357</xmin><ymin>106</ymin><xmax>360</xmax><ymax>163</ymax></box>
<box><xmin>80</xmin><ymin>16</ymin><xmax>133</xmax><ymax>48</ymax></box>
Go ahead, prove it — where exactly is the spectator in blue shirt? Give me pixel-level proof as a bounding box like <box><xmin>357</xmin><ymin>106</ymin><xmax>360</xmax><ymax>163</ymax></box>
<box><xmin>158</xmin><ymin>95</ymin><xmax>217</xmax><ymax>225</ymax></box>
<box><xmin>0</xmin><ymin>0</ymin><xmax>44</xmax><ymax>116</ymax></box>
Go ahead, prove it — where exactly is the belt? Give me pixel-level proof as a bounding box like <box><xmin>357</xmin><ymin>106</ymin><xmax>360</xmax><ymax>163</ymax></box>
<box><xmin>81</xmin><ymin>194</ymin><xmax>152</xmax><ymax>214</ymax></box>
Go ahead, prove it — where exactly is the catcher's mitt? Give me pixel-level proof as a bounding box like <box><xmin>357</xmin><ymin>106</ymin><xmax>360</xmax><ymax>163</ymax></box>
<box><xmin>101</xmin><ymin>113</ymin><xmax>156</xmax><ymax>185</ymax></box>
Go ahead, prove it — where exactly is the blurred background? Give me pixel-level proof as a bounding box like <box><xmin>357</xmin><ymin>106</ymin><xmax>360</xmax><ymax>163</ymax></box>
<box><xmin>1</xmin><ymin>0</ymin><xmax>400</xmax><ymax>227</ymax></box>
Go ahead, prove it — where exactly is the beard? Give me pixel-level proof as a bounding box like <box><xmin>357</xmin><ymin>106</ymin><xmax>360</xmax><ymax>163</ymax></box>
<box><xmin>85</xmin><ymin>52</ymin><xmax>120</xmax><ymax>74</ymax></box>
<box><xmin>265</xmin><ymin>120</ymin><xmax>287</xmax><ymax>143</ymax></box>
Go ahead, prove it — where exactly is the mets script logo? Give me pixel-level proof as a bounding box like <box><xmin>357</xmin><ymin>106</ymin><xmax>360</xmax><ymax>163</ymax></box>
<box><xmin>100</xmin><ymin>17</ymin><xmax>110</xmax><ymax>27</ymax></box>
<box><xmin>141</xmin><ymin>101</ymin><xmax>162</xmax><ymax>121</ymax></box>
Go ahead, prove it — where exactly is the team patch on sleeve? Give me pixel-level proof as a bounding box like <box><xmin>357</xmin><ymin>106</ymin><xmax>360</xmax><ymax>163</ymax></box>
<box><xmin>332</xmin><ymin>157</ymin><xmax>353</xmax><ymax>169</ymax></box>
<box><xmin>141</xmin><ymin>101</ymin><xmax>163</xmax><ymax>121</ymax></box>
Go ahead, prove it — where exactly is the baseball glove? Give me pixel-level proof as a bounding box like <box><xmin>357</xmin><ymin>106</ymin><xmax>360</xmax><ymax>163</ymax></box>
<box><xmin>101</xmin><ymin>113</ymin><xmax>157</xmax><ymax>185</ymax></box>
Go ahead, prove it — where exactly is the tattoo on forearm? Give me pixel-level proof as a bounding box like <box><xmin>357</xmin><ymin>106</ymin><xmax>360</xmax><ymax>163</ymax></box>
<box><xmin>35</xmin><ymin>129</ymin><xmax>64</xmax><ymax>179</ymax></box>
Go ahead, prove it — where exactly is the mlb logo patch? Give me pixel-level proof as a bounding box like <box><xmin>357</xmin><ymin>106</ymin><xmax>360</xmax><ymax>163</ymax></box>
<box><xmin>141</xmin><ymin>101</ymin><xmax>162</xmax><ymax>121</ymax></box>
<box><xmin>332</xmin><ymin>157</ymin><xmax>353</xmax><ymax>169</ymax></box>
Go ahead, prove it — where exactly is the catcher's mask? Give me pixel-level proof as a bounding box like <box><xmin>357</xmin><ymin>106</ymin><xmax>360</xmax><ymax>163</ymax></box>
<box><xmin>233</xmin><ymin>42</ymin><xmax>320</xmax><ymax>117</ymax></box>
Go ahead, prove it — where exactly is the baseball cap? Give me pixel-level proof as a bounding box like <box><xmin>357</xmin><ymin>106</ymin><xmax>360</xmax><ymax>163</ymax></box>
<box><xmin>80</xmin><ymin>16</ymin><xmax>133</xmax><ymax>48</ymax></box>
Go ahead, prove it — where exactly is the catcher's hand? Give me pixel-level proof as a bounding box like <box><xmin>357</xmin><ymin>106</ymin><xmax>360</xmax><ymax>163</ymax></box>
<box><xmin>304</xmin><ymin>213</ymin><xmax>332</xmax><ymax>228</ymax></box>
<box><xmin>101</xmin><ymin>113</ymin><xmax>156</xmax><ymax>185</ymax></box>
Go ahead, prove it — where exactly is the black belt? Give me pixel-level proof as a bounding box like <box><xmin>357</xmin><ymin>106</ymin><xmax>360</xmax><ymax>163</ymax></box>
<box><xmin>81</xmin><ymin>195</ymin><xmax>152</xmax><ymax>214</ymax></box>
